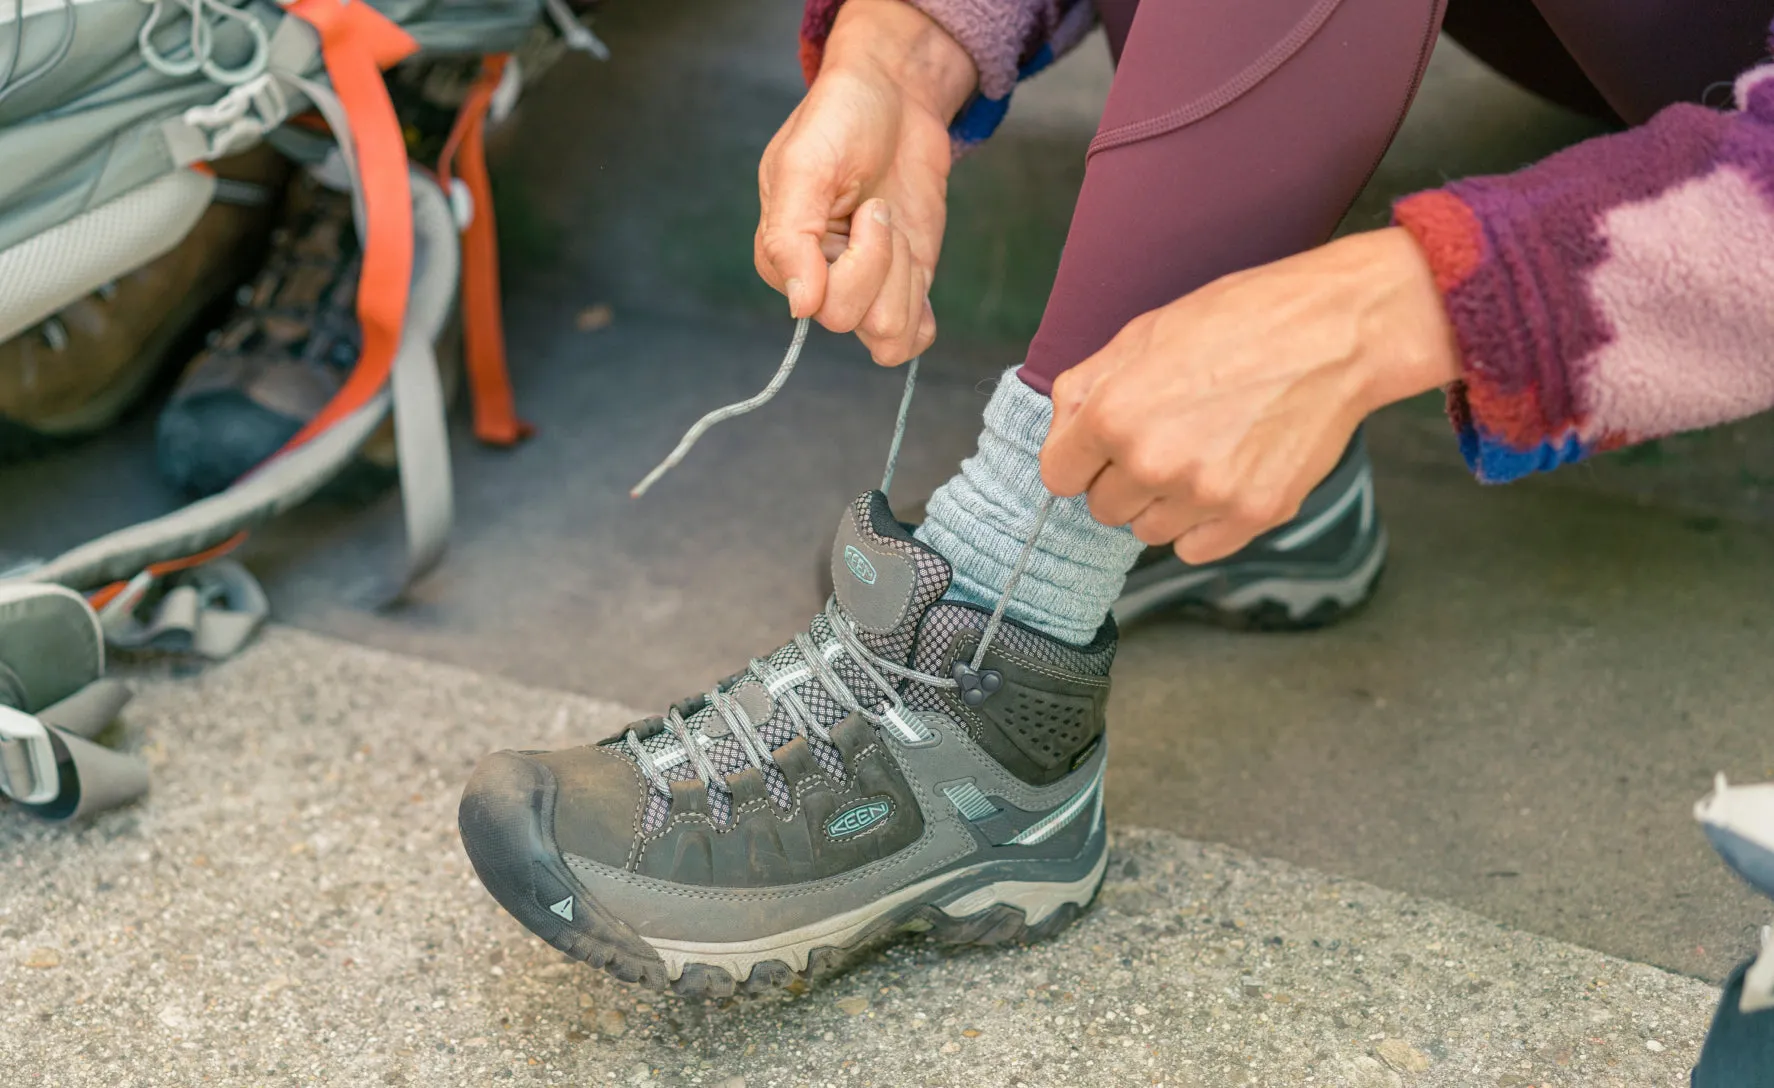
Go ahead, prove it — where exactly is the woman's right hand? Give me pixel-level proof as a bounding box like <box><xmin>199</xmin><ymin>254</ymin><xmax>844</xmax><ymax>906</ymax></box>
<box><xmin>755</xmin><ymin>0</ymin><xmax>976</xmax><ymax>366</ymax></box>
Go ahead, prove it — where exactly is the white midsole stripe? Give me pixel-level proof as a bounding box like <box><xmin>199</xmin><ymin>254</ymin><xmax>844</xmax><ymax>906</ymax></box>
<box><xmin>643</xmin><ymin>849</ymin><xmax>1108</xmax><ymax>980</ymax></box>
<box><xmin>1271</xmin><ymin>467</ymin><xmax>1371</xmax><ymax>552</ymax></box>
<box><xmin>1008</xmin><ymin>761</ymin><xmax>1104</xmax><ymax>846</ymax></box>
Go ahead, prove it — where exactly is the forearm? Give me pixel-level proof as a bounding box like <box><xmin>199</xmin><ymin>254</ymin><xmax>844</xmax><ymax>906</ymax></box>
<box><xmin>1394</xmin><ymin>56</ymin><xmax>1774</xmax><ymax>483</ymax></box>
<box><xmin>802</xmin><ymin>0</ymin><xmax>1096</xmax><ymax>146</ymax></box>
<box><xmin>817</xmin><ymin>0</ymin><xmax>978</xmax><ymax>122</ymax></box>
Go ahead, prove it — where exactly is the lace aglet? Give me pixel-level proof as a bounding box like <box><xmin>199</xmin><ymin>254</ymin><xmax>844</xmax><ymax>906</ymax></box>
<box><xmin>630</xmin><ymin>437</ymin><xmax>695</xmax><ymax>498</ymax></box>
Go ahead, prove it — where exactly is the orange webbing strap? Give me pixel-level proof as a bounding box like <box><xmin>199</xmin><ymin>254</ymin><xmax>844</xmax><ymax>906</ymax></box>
<box><xmin>281</xmin><ymin>0</ymin><xmax>419</xmax><ymax>449</ymax></box>
<box><xmin>437</xmin><ymin>54</ymin><xmax>534</xmax><ymax>446</ymax></box>
<box><xmin>86</xmin><ymin>533</ymin><xmax>249</xmax><ymax>611</ymax></box>
<box><xmin>81</xmin><ymin>1</ymin><xmax>417</xmax><ymax>611</ymax></box>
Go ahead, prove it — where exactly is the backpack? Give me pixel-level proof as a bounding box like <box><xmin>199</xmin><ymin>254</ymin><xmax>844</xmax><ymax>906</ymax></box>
<box><xmin>0</xmin><ymin>0</ymin><xmax>605</xmax><ymax>817</ymax></box>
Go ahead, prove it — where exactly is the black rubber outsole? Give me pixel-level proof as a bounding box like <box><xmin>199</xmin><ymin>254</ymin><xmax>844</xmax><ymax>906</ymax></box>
<box><xmin>458</xmin><ymin>751</ymin><xmax>1100</xmax><ymax>999</ymax></box>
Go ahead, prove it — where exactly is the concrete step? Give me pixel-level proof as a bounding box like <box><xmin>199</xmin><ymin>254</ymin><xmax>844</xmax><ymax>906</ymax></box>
<box><xmin>0</xmin><ymin>629</ymin><xmax>1721</xmax><ymax>1086</ymax></box>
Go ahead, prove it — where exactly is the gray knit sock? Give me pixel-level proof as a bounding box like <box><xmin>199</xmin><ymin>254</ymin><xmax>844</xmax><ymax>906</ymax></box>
<box><xmin>914</xmin><ymin>369</ymin><xmax>1144</xmax><ymax>645</ymax></box>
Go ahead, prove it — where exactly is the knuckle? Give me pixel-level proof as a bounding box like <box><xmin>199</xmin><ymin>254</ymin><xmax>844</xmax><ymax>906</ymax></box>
<box><xmin>1123</xmin><ymin>447</ymin><xmax>1173</xmax><ymax>490</ymax></box>
<box><xmin>820</xmin><ymin>306</ymin><xmax>862</xmax><ymax>334</ymax></box>
<box><xmin>860</xmin><ymin>307</ymin><xmax>896</xmax><ymax>340</ymax></box>
<box><xmin>1189</xmin><ymin>473</ymin><xmax>1233</xmax><ymax>510</ymax></box>
<box><xmin>760</xmin><ymin>231</ymin><xmax>796</xmax><ymax>266</ymax></box>
<box><xmin>1130</xmin><ymin>519</ymin><xmax>1170</xmax><ymax>546</ymax></box>
<box><xmin>1231</xmin><ymin>496</ymin><xmax>1277</xmax><ymax>528</ymax></box>
<box><xmin>1080</xmin><ymin>397</ymin><xmax>1130</xmax><ymax>446</ymax></box>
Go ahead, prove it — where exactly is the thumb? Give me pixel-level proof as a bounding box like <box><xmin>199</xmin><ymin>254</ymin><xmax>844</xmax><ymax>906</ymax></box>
<box><xmin>1047</xmin><ymin>351</ymin><xmax>1105</xmax><ymax>438</ymax></box>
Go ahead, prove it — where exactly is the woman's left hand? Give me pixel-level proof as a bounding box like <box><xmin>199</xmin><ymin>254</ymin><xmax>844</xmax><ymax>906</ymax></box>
<box><xmin>1040</xmin><ymin>227</ymin><xmax>1462</xmax><ymax>563</ymax></box>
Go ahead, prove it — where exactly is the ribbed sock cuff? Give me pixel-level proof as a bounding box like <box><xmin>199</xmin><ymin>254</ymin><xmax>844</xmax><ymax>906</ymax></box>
<box><xmin>914</xmin><ymin>369</ymin><xmax>1143</xmax><ymax>645</ymax></box>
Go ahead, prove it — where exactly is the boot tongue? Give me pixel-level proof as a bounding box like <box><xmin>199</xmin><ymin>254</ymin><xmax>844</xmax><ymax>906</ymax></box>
<box><xmin>830</xmin><ymin>491</ymin><xmax>952</xmax><ymax>660</ymax></box>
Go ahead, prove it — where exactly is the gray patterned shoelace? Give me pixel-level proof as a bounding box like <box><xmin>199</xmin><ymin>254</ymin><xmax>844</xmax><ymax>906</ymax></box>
<box><xmin>625</xmin><ymin>318</ymin><xmax>1056</xmax><ymax>799</ymax></box>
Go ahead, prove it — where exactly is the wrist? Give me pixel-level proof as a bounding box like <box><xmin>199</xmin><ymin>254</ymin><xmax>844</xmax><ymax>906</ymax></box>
<box><xmin>1351</xmin><ymin>227</ymin><xmax>1463</xmax><ymax>414</ymax></box>
<box><xmin>825</xmin><ymin>0</ymin><xmax>978</xmax><ymax>122</ymax></box>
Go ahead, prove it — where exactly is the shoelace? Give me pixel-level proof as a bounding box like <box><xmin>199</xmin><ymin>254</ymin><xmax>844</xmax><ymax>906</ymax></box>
<box><xmin>624</xmin><ymin>318</ymin><xmax>1056</xmax><ymax>799</ymax></box>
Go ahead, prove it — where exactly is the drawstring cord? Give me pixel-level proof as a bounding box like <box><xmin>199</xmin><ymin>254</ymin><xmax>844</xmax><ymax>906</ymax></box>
<box><xmin>137</xmin><ymin>0</ymin><xmax>271</xmax><ymax>86</ymax></box>
<box><xmin>0</xmin><ymin>0</ymin><xmax>75</xmax><ymax>109</ymax></box>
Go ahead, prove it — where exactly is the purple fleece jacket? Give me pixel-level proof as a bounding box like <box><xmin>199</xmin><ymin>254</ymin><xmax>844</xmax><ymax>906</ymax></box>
<box><xmin>801</xmin><ymin>2</ymin><xmax>1774</xmax><ymax>484</ymax></box>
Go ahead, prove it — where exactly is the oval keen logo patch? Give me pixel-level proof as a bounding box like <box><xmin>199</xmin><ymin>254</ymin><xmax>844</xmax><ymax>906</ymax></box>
<box><xmin>826</xmin><ymin>797</ymin><xmax>893</xmax><ymax>839</ymax></box>
<box><xmin>843</xmin><ymin>545</ymin><xmax>878</xmax><ymax>586</ymax></box>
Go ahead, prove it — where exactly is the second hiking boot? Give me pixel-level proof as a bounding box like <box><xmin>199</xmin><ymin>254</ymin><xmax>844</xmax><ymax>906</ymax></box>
<box><xmin>1113</xmin><ymin>430</ymin><xmax>1386</xmax><ymax>630</ymax></box>
<box><xmin>460</xmin><ymin>491</ymin><xmax>1112</xmax><ymax>995</ymax></box>
<box><xmin>814</xmin><ymin>431</ymin><xmax>1386</xmax><ymax>631</ymax></box>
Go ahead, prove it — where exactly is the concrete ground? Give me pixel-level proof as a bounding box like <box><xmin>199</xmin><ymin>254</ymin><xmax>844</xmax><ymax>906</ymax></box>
<box><xmin>0</xmin><ymin>631</ymin><xmax>1726</xmax><ymax>1086</ymax></box>
<box><xmin>3</xmin><ymin>1</ymin><xmax>1773</xmax><ymax>1082</ymax></box>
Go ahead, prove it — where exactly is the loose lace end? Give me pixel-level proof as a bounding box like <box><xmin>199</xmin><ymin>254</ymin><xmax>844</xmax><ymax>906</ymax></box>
<box><xmin>630</xmin><ymin>317</ymin><xmax>811</xmax><ymax>498</ymax></box>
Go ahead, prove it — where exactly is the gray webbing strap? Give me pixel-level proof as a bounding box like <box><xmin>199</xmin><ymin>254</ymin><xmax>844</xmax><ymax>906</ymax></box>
<box><xmin>0</xmin><ymin>584</ymin><xmax>146</xmax><ymax>821</ymax></box>
<box><xmin>22</xmin><ymin>75</ymin><xmax>459</xmax><ymax>603</ymax></box>
<box><xmin>389</xmin><ymin>168</ymin><xmax>460</xmax><ymax>587</ymax></box>
<box><xmin>284</xmin><ymin>76</ymin><xmax>457</xmax><ymax>593</ymax></box>
<box><xmin>22</xmin><ymin>395</ymin><xmax>386</xmax><ymax>590</ymax></box>
<box><xmin>0</xmin><ymin>703</ymin><xmax>150</xmax><ymax>822</ymax></box>
<box><xmin>97</xmin><ymin>559</ymin><xmax>269</xmax><ymax>660</ymax></box>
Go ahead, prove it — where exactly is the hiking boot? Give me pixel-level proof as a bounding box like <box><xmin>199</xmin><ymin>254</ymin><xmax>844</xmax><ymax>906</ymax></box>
<box><xmin>816</xmin><ymin>432</ymin><xmax>1386</xmax><ymax>632</ymax></box>
<box><xmin>154</xmin><ymin>170</ymin><xmax>459</xmax><ymax>499</ymax></box>
<box><xmin>1113</xmin><ymin>430</ymin><xmax>1386</xmax><ymax>630</ymax></box>
<box><xmin>157</xmin><ymin>172</ymin><xmax>369</xmax><ymax>497</ymax></box>
<box><xmin>0</xmin><ymin>148</ymin><xmax>287</xmax><ymax>464</ymax></box>
<box><xmin>459</xmin><ymin>490</ymin><xmax>1113</xmax><ymax>995</ymax></box>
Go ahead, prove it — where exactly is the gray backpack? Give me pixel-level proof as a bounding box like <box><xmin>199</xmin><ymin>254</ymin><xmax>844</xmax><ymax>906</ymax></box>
<box><xmin>0</xmin><ymin>0</ymin><xmax>602</xmax><ymax>818</ymax></box>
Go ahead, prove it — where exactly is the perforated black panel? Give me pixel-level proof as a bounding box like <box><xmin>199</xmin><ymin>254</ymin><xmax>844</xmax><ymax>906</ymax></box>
<box><xmin>984</xmin><ymin>687</ymin><xmax>1100</xmax><ymax>771</ymax></box>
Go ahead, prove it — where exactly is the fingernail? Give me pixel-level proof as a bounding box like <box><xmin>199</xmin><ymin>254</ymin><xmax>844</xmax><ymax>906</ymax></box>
<box><xmin>785</xmin><ymin>278</ymin><xmax>806</xmax><ymax>317</ymax></box>
<box><xmin>871</xmin><ymin>201</ymin><xmax>891</xmax><ymax>226</ymax></box>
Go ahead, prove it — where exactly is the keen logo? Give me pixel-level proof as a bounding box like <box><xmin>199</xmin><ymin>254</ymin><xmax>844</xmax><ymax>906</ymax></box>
<box><xmin>825</xmin><ymin>797</ymin><xmax>893</xmax><ymax>839</ymax></box>
<box><xmin>843</xmin><ymin>545</ymin><xmax>878</xmax><ymax>586</ymax></box>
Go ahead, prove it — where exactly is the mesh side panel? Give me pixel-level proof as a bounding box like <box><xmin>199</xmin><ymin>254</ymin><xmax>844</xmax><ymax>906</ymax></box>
<box><xmin>906</xmin><ymin>604</ymin><xmax>1116</xmax><ymax>711</ymax></box>
<box><xmin>628</xmin><ymin>597</ymin><xmax>901</xmax><ymax>822</ymax></box>
<box><xmin>640</xmin><ymin>731</ymin><xmax>679</xmax><ymax>759</ymax></box>
<box><xmin>0</xmin><ymin>169</ymin><xmax>214</xmax><ymax>343</ymax></box>
<box><xmin>850</xmin><ymin>492</ymin><xmax>953</xmax><ymax>670</ymax></box>
<box><xmin>911</xmin><ymin>603</ymin><xmax>1115</xmax><ymax>678</ymax></box>
<box><xmin>641</xmin><ymin>790</ymin><xmax>672</xmax><ymax>834</ymax></box>
<box><xmin>762</xmin><ymin>764</ymin><xmax>792</xmax><ymax>808</ymax></box>
<box><xmin>707</xmin><ymin>789</ymin><xmax>732</xmax><ymax>826</ymax></box>
<box><xmin>809</xmin><ymin>735</ymin><xmax>846</xmax><ymax>779</ymax></box>
<box><xmin>620</xmin><ymin>494</ymin><xmax>973</xmax><ymax>829</ymax></box>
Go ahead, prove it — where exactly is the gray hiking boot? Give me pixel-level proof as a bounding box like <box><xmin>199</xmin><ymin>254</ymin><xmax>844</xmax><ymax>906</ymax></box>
<box><xmin>459</xmin><ymin>490</ymin><xmax>1113</xmax><ymax>995</ymax></box>
<box><xmin>1112</xmin><ymin>430</ymin><xmax>1386</xmax><ymax>630</ymax></box>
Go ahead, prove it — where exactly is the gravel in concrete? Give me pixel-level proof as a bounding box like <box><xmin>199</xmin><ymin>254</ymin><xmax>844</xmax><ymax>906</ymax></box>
<box><xmin>1</xmin><ymin>630</ymin><xmax>1723</xmax><ymax>1087</ymax></box>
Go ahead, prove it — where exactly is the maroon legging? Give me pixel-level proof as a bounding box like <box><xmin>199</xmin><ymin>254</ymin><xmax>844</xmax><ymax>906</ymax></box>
<box><xmin>1018</xmin><ymin>0</ymin><xmax>1773</xmax><ymax>394</ymax></box>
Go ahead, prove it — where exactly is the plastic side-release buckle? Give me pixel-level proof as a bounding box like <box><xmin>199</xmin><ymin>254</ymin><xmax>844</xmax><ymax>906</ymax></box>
<box><xmin>181</xmin><ymin>73</ymin><xmax>291</xmax><ymax>160</ymax></box>
<box><xmin>0</xmin><ymin>705</ymin><xmax>59</xmax><ymax>805</ymax></box>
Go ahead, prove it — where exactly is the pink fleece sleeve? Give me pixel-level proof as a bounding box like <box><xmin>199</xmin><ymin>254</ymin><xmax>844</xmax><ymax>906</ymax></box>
<box><xmin>1394</xmin><ymin>59</ymin><xmax>1774</xmax><ymax>483</ymax></box>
